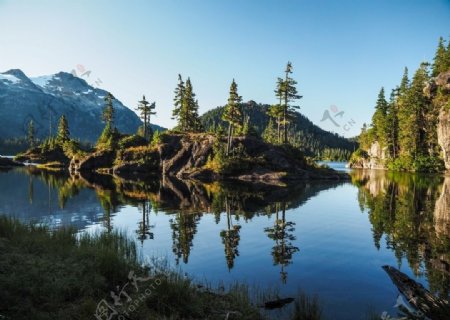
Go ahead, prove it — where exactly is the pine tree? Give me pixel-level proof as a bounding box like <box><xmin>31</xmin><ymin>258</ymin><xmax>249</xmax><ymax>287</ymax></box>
<box><xmin>27</xmin><ymin>120</ymin><xmax>35</xmax><ymax>148</ymax></box>
<box><xmin>222</xmin><ymin>79</ymin><xmax>242</xmax><ymax>155</ymax></box>
<box><xmin>172</xmin><ymin>74</ymin><xmax>186</xmax><ymax>129</ymax></box>
<box><xmin>372</xmin><ymin>87</ymin><xmax>389</xmax><ymax>148</ymax></box>
<box><xmin>432</xmin><ymin>37</ymin><xmax>448</xmax><ymax>76</ymax></box>
<box><xmin>386</xmin><ymin>89</ymin><xmax>399</xmax><ymax>158</ymax></box>
<box><xmin>56</xmin><ymin>115</ymin><xmax>70</xmax><ymax>145</ymax></box>
<box><xmin>401</xmin><ymin>63</ymin><xmax>431</xmax><ymax>158</ymax></box>
<box><xmin>102</xmin><ymin>92</ymin><xmax>115</xmax><ymax>127</ymax></box>
<box><xmin>183</xmin><ymin>78</ymin><xmax>199</xmax><ymax>132</ymax></box>
<box><xmin>262</xmin><ymin>118</ymin><xmax>277</xmax><ymax>143</ymax></box>
<box><xmin>267</xmin><ymin>78</ymin><xmax>285</xmax><ymax>144</ymax></box>
<box><xmin>136</xmin><ymin>95</ymin><xmax>156</xmax><ymax>140</ymax></box>
<box><xmin>279</xmin><ymin>62</ymin><xmax>302</xmax><ymax>144</ymax></box>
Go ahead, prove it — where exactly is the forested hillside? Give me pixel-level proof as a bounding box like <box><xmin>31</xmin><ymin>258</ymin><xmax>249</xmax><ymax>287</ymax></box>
<box><xmin>201</xmin><ymin>101</ymin><xmax>357</xmax><ymax>160</ymax></box>
<box><xmin>350</xmin><ymin>37</ymin><xmax>450</xmax><ymax>172</ymax></box>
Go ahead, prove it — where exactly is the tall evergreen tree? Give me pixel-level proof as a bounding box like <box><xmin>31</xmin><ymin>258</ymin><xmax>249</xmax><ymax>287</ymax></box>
<box><xmin>386</xmin><ymin>89</ymin><xmax>399</xmax><ymax>158</ymax></box>
<box><xmin>172</xmin><ymin>74</ymin><xmax>186</xmax><ymax>129</ymax></box>
<box><xmin>222</xmin><ymin>79</ymin><xmax>242</xmax><ymax>155</ymax></box>
<box><xmin>432</xmin><ymin>37</ymin><xmax>448</xmax><ymax>76</ymax></box>
<box><xmin>56</xmin><ymin>115</ymin><xmax>70</xmax><ymax>145</ymax></box>
<box><xmin>27</xmin><ymin>120</ymin><xmax>35</xmax><ymax>148</ymax></box>
<box><xmin>397</xmin><ymin>67</ymin><xmax>411</xmax><ymax>158</ymax></box>
<box><xmin>136</xmin><ymin>95</ymin><xmax>156</xmax><ymax>140</ymax></box>
<box><xmin>400</xmin><ymin>63</ymin><xmax>431</xmax><ymax>158</ymax></box>
<box><xmin>268</xmin><ymin>78</ymin><xmax>284</xmax><ymax>144</ymax></box>
<box><xmin>180</xmin><ymin>78</ymin><xmax>202</xmax><ymax>132</ymax></box>
<box><xmin>372</xmin><ymin>87</ymin><xmax>389</xmax><ymax>148</ymax></box>
<box><xmin>279</xmin><ymin>62</ymin><xmax>302</xmax><ymax>144</ymax></box>
<box><xmin>102</xmin><ymin>92</ymin><xmax>115</xmax><ymax>127</ymax></box>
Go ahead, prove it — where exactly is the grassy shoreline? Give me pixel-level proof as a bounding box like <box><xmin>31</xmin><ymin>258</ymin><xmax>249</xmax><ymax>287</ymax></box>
<box><xmin>0</xmin><ymin>217</ymin><xmax>322</xmax><ymax>320</ymax></box>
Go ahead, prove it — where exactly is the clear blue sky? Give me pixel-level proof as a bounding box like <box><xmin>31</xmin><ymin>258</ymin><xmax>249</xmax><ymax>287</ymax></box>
<box><xmin>1</xmin><ymin>0</ymin><xmax>449</xmax><ymax>136</ymax></box>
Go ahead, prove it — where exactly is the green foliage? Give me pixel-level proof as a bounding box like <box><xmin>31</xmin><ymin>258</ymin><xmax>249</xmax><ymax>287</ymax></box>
<box><xmin>96</xmin><ymin>122</ymin><xmax>119</xmax><ymax>150</ymax></box>
<box><xmin>223</xmin><ymin>79</ymin><xmax>243</xmax><ymax>155</ymax></box>
<box><xmin>291</xmin><ymin>292</ymin><xmax>323</xmax><ymax>320</ymax></box>
<box><xmin>56</xmin><ymin>115</ymin><xmax>70</xmax><ymax>145</ymax></box>
<box><xmin>27</xmin><ymin>120</ymin><xmax>35</xmax><ymax>148</ymax></box>
<box><xmin>432</xmin><ymin>36</ymin><xmax>450</xmax><ymax>76</ymax></box>
<box><xmin>357</xmin><ymin>38</ymin><xmax>450</xmax><ymax>172</ymax></box>
<box><xmin>412</xmin><ymin>155</ymin><xmax>445</xmax><ymax>173</ymax></box>
<box><xmin>172</xmin><ymin>75</ymin><xmax>202</xmax><ymax>132</ymax></box>
<box><xmin>136</xmin><ymin>95</ymin><xmax>156</xmax><ymax>140</ymax></box>
<box><xmin>222</xmin><ymin>79</ymin><xmax>243</xmax><ymax>129</ymax></box>
<box><xmin>102</xmin><ymin>92</ymin><xmax>115</xmax><ymax>126</ymax></box>
<box><xmin>118</xmin><ymin>134</ymin><xmax>148</xmax><ymax>149</ymax></box>
<box><xmin>201</xmin><ymin>102</ymin><xmax>357</xmax><ymax>159</ymax></box>
<box><xmin>151</xmin><ymin>130</ymin><xmax>162</xmax><ymax>146</ymax></box>
<box><xmin>279</xmin><ymin>62</ymin><xmax>302</xmax><ymax>143</ymax></box>
<box><xmin>371</xmin><ymin>87</ymin><xmax>389</xmax><ymax>147</ymax></box>
<box><xmin>40</xmin><ymin>136</ymin><xmax>60</xmax><ymax>154</ymax></box>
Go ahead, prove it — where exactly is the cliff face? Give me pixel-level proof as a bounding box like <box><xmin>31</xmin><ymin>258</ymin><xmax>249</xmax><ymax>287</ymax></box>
<box><xmin>437</xmin><ymin>110</ymin><xmax>450</xmax><ymax>170</ymax></box>
<box><xmin>349</xmin><ymin>141</ymin><xmax>386</xmax><ymax>169</ymax></box>
<box><xmin>434</xmin><ymin>71</ymin><xmax>450</xmax><ymax>170</ymax></box>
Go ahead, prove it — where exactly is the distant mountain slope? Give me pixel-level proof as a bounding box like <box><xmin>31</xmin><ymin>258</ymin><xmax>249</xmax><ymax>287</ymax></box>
<box><xmin>0</xmin><ymin>69</ymin><xmax>164</xmax><ymax>143</ymax></box>
<box><xmin>200</xmin><ymin>101</ymin><xmax>357</xmax><ymax>157</ymax></box>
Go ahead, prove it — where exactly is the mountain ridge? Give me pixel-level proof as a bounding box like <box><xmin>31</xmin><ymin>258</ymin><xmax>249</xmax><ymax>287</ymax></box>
<box><xmin>0</xmin><ymin>69</ymin><xmax>164</xmax><ymax>144</ymax></box>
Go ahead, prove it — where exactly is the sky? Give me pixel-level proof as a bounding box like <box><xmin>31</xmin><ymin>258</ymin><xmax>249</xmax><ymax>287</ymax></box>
<box><xmin>0</xmin><ymin>0</ymin><xmax>449</xmax><ymax>137</ymax></box>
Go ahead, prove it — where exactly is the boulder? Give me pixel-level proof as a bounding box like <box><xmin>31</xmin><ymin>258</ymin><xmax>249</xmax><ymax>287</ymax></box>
<box><xmin>71</xmin><ymin>150</ymin><xmax>115</xmax><ymax>172</ymax></box>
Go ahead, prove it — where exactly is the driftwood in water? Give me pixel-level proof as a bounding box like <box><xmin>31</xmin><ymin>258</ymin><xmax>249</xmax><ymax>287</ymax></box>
<box><xmin>382</xmin><ymin>265</ymin><xmax>450</xmax><ymax>320</ymax></box>
<box><xmin>261</xmin><ymin>297</ymin><xmax>294</xmax><ymax>309</ymax></box>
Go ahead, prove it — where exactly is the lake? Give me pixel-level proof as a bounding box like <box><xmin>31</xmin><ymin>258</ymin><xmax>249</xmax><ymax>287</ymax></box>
<box><xmin>0</xmin><ymin>164</ymin><xmax>449</xmax><ymax>319</ymax></box>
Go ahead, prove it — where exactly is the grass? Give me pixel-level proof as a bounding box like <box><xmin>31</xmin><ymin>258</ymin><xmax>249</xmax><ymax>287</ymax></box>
<box><xmin>0</xmin><ymin>217</ymin><xmax>325</xmax><ymax>320</ymax></box>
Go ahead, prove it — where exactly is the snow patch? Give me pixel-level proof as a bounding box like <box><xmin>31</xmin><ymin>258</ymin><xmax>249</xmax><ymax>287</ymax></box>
<box><xmin>82</xmin><ymin>89</ymin><xmax>93</xmax><ymax>94</ymax></box>
<box><xmin>0</xmin><ymin>73</ymin><xmax>20</xmax><ymax>84</ymax></box>
<box><xmin>30</xmin><ymin>75</ymin><xmax>53</xmax><ymax>88</ymax></box>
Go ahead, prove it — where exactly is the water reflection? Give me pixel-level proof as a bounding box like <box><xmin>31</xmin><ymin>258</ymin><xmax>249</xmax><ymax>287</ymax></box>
<box><xmin>265</xmin><ymin>202</ymin><xmax>299</xmax><ymax>283</ymax></box>
<box><xmin>1</xmin><ymin>167</ymin><xmax>449</xmax><ymax>317</ymax></box>
<box><xmin>351</xmin><ymin>170</ymin><xmax>450</xmax><ymax>298</ymax></box>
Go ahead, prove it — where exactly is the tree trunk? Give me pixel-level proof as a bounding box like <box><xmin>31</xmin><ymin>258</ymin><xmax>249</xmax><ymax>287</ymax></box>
<box><xmin>226</xmin><ymin>124</ymin><xmax>232</xmax><ymax>156</ymax></box>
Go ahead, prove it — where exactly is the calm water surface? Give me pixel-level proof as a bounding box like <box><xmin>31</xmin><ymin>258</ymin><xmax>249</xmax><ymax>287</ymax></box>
<box><xmin>0</xmin><ymin>164</ymin><xmax>449</xmax><ymax>319</ymax></box>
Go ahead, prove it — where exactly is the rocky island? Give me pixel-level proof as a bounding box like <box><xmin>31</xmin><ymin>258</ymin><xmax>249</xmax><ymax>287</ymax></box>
<box><xmin>14</xmin><ymin>132</ymin><xmax>346</xmax><ymax>183</ymax></box>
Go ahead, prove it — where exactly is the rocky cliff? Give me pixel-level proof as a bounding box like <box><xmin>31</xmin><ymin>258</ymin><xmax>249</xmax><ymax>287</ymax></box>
<box><xmin>438</xmin><ymin>110</ymin><xmax>450</xmax><ymax>170</ymax></box>
<box><xmin>434</xmin><ymin>71</ymin><xmax>450</xmax><ymax>170</ymax></box>
<box><xmin>348</xmin><ymin>141</ymin><xmax>387</xmax><ymax>169</ymax></box>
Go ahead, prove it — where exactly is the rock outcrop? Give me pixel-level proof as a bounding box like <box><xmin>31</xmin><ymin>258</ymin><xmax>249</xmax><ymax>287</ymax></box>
<box><xmin>67</xmin><ymin>133</ymin><xmax>347</xmax><ymax>182</ymax></box>
<box><xmin>348</xmin><ymin>141</ymin><xmax>386</xmax><ymax>169</ymax></box>
<box><xmin>14</xmin><ymin>147</ymin><xmax>69</xmax><ymax>165</ymax></box>
<box><xmin>70</xmin><ymin>150</ymin><xmax>115</xmax><ymax>173</ymax></box>
<box><xmin>438</xmin><ymin>110</ymin><xmax>450</xmax><ymax>170</ymax></box>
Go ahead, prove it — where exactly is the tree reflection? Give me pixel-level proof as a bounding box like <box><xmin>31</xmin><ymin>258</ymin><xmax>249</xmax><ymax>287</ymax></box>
<box><xmin>352</xmin><ymin>171</ymin><xmax>450</xmax><ymax>298</ymax></box>
<box><xmin>136</xmin><ymin>200</ymin><xmax>154</xmax><ymax>244</ymax></box>
<box><xmin>220</xmin><ymin>196</ymin><xmax>241</xmax><ymax>270</ymax></box>
<box><xmin>264</xmin><ymin>201</ymin><xmax>299</xmax><ymax>283</ymax></box>
<box><xmin>170</xmin><ymin>211</ymin><xmax>201</xmax><ymax>264</ymax></box>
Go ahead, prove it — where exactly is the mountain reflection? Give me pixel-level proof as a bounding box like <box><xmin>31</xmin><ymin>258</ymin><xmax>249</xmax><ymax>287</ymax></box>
<box><xmin>351</xmin><ymin>170</ymin><xmax>450</xmax><ymax>298</ymax></box>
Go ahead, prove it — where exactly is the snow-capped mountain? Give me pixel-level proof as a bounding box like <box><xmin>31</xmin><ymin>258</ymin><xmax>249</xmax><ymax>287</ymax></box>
<box><xmin>0</xmin><ymin>69</ymin><xmax>161</xmax><ymax>143</ymax></box>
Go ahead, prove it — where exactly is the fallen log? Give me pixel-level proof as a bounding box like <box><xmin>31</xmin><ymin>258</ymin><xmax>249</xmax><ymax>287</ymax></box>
<box><xmin>382</xmin><ymin>265</ymin><xmax>450</xmax><ymax>320</ymax></box>
<box><xmin>260</xmin><ymin>297</ymin><xmax>294</xmax><ymax>309</ymax></box>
